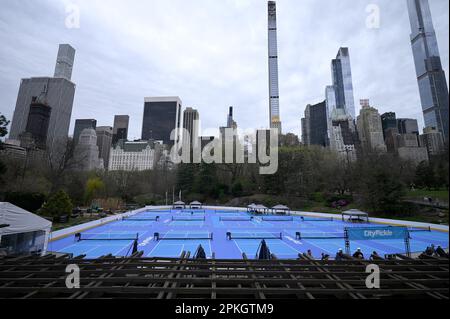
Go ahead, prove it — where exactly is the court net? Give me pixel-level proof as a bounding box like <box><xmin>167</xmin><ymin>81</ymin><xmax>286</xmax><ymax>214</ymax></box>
<box><xmin>301</xmin><ymin>217</ymin><xmax>334</xmax><ymax>222</ymax></box>
<box><xmin>261</xmin><ymin>216</ymin><xmax>294</xmax><ymax>222</ymax></box>
<box><xmin>123</xmin><ymin>216</ymin><xmax>159</xmax><ymax>222</ymax></box>
<box><xmin>296</xmin><ymin>232</ymin><xmax>345</xmax><ymax>240</ymax></box>
<box><xmin>227</xmin><ymin>232</ymin><xmax>283</xmax><ymax>240</ymax></box>
<box><xmin>171</xmin><ymin>216</ymin><xmax>206</xmax><ymax>221</ymax></box>
<box><xmin>219</xmin><ymin>216</ymin><xmax>253</xmax><ymax>221</ymax></box>
<box><xmin>154</xmin><ymin>232</ymin><xmax>213</xmax><ymax>241</ymax></box>
<box><xmin>76</xmin><ymin>233</ymin><xmax>138</xmax><ymax>241</ymax></box>
<box><xmin>408</xmin><ymin>226</ymin><xmax>432</xmax><ymax>233</ymax></box>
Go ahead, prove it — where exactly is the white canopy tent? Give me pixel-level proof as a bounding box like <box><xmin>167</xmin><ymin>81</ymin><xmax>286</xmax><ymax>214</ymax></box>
<box><xmin>0</xmin><ymin>202</ymin><xmax>52</xmax><ymax>256</ymax></box>
<box><xmin>173</xmin><ymin>201</ymin><xmax>186</xmax><ymax>209</ymax></box>
<box><xmin>189</xmin><ymin>201</ymin><xmax>202</xmax><ymax>209</ymax></box>
<box><xmin>342</xmin><ymin>209</ymin><xmax>369</xmax><ymax>223</ymax></box>
<box><xmin>271</xmin><ymin>205</ymin><xmax>290</xmax><ymax>215</ymax></box>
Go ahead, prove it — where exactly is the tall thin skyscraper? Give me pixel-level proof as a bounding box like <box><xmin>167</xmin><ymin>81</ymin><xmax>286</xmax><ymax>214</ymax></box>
<box><xmin>407</xmin><ymin>0</ymin><xmax>449</xmax><ymax>140</ymax></box>
<box><xmin>182</xmin><ymin>107</ymin><xmax>199</xmax><ymax>152</ymax></box>
<box><xmin>331</xmin><ymin>48</ymin><xmax>356</xmax><ymax>119</ymax></box>
<box><xmin>268</xmin><ymin>1</ymin><xmax>282</xmax><ymax>133</ymax></box>
<box><xmin>54</xmin><ymin>44</ymin><xmax>76</xmax><ymax>80</ymax></box>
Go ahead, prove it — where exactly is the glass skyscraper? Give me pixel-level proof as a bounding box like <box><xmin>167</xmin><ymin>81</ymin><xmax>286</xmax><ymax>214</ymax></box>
<box><xmin>407</xmin><ymin>0</ymin><xmax>449</xmax><ymax>140</ymax></box>
<box><xmin>330</xmin><ymin>48</ymin><xmax>356</xmax><ymax>119</ymax></box>
<box><xmin>268</xmin><ymin>1</ymin><xmax>282</xmax><ymax>133</ymax></box>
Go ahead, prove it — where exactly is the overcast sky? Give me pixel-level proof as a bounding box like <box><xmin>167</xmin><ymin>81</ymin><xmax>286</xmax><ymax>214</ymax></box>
<box><xmin>0</xmin><ymin>0</ymin><xmax>448</xmax><ymax>140</ymax></box>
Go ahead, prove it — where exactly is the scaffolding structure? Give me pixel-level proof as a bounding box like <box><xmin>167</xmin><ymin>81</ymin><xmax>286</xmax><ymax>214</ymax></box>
<box><xmin>0</xmin><ymin>254</ymin><xmax>448</xmax><ymax>299</ymax></box>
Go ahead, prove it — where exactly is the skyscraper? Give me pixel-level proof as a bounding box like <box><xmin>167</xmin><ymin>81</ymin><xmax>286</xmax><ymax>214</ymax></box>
<box><xmin>182</xmin><ymin>107</ymin><xmax>199</xmax><ymax>154</ymax></box>
<box><xmin>141</xmin><ymin>97</ymin><xmax>182</xmax><ymax>146</ymax></box>
<box><xmin>325</xmin><ymin>48</ymin><xmax>358</xmax><ymax>161</ymax></box>
<box><xmin>268</xmin><ymin>1</ymin><xmax>282</xmax><ymax>133</ymax></box>
<box><xmin>73</xmin><ymin>119</ymin><xmax>97</xmax><ymax>145</ymax></box>
<box><xmin>112</xmin><ymin>115</ymin><xmax>129</xmax><ymax>145</ymax></box>
<box><xmin>54</xmin><ymin>44</ymin><xmax>76</xmax><ymax>80</ymax></box>
<box><xmin>74</xmin><ymin>128</ymin><xmax>104</xmax><ymax>171</ymax></box>
<box><xmin>9</xmin><ymin>44</ymin><xmax>76</xmax><ymax>153</ymax></box>
<box><xmin>330</xmin><ymin>48</ymin><xmax>356</xmax><ymax>119</ymax></box>
<box><xmin>356</xmin><ymin>100</ymin><xmax>387</xmax><ymax>153</ymax></box>
<box><xmin>301</xmin><ymin>101</ymin><xmax>329</xmax><ymax>147</ymax></box>
<box><xmin>23</xmin><ymin>99</ymin><xmax>51</xmax><ymax>149</ymax></box>
<box><xmin>96</xmin><ymin>126</ymin><xmax>113</xmax><ymax>169</ymax></box>
<box><xmin>407</xmin><ymin>0</ymin><xmax>449</xmax><ymax>140</ymax></box>
<box><xmin>227</xmin><ymin>107</ymin><xmax>237</xmax><ymax>129</ymax></box>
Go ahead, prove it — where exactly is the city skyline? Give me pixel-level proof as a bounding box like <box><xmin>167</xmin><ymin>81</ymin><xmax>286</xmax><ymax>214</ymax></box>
<box><xmin>0</xmin><ymin>0</ymin><xmax>449</xmax><ymax>140</ymax></box>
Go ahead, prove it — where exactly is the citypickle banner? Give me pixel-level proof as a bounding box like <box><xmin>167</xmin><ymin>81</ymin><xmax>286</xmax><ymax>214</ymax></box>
<box><xmin>346</xmin><ymin>227</ymin><xmax>409</xmax><ymax>241</ymax></box>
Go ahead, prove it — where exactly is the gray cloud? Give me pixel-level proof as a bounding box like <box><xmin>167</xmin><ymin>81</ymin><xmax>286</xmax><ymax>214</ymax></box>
<box><xmin>0</xmin><ymin>0</ymin><xmax>448</xmax><ymax>140</ymax></box>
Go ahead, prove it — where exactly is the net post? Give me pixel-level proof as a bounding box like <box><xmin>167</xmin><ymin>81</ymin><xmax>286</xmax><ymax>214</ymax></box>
<box><xmin>405</xmin><ymin>230</ymin><xmax>411</xmax><ymax>257</ymax></box>
<box><xmin>344</xmin><ymin>228</ymin><xmax>350</xmax><ymax>255</ymax></box>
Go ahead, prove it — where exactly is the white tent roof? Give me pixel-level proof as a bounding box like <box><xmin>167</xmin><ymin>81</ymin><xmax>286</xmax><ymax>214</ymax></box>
<box><xmin>342</xmin><ymin>209</ymin><xmax>368</xmax><ymax>216</ymax></box>
<box><xmin>173</xmin><ymin>201</ymin><xmax>185</xmax><ymax>205</ymax></box>
<box><xmin>190</xmin><ymin>201</ymin><xmax>202</xmax><ymax>205</ymax></box>
<box><xmin>272</xmin><ymin>205</ymin><xmax>290</xmax><ymax>210</ymax></box>
<box><xmin>0</xmin><ymin>202</ymin><xmax>52</xmax><ymax>236</ymax></box>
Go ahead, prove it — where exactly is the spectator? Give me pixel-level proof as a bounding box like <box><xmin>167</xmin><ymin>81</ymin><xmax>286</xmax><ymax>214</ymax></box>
<box><xmin>335</xmin><ymin>249</ymin><xmax>345</xmax><ymax>261</ymax></box>
<box><xmin>306</xmin><ymin>250</ymin><xmax>313</xmax><ymax>259</ymax></box>
<box><xmin>353</xmin><ymin>248</ymin><xmax>364</xmax><ymax>259</ymax></box>
<box><xmin>425</xmin><ymin>245</ymin><xmax>435</xmax><ymax>256</ymax></box>
<box><xmin>435</xmin><ymin>245</ymin><xmax>448</xmax><ymax>258</ymax></box>
<box><xmin>321</xmin><ymin>253</ymin><xmax>330</xmax><ymax>261</ymax></box>
<box><xmin>370</xmin><ymin>251</ymin><xmax>381</xmax><ymax>261</ymax></box>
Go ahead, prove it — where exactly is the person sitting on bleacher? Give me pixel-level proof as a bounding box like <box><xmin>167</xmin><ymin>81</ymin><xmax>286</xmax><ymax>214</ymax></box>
<box><xmin>306</xmin><ymin>250</ymin><xmax>313</xmax><ymax>259</ymax></box>
<box><xmin>335</xmin><ymin>248</ymin><xmax>345</xmax><ymax>261</ymax></box>
<box><xmin>353</xmin><ymin>248</ymin><xmax>364</xmax><ymax>259</ymax></box>
<box><xmin>321</xmin><ymin>253</ymin><xmax>330</xmax><ymax>261</ymax></box>
<box><xmin>370</xmin><ymin>251</ymin><xmax>381</xmax><ymax>261</ymax></box>
<box><xmin>425</xmin><ymin>244</ymin><xmax>435</xmax><ymax>256</ymax></box>
<box><xmin>435</xmin><ymin>246</ymin><xmax>448</xmax><ymax>258</ymax></box>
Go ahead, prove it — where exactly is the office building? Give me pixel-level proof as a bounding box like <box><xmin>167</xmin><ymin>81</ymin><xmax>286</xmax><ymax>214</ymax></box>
<box><xmin>54</xmin><ymin>44</ymin><xmax>76</xmax><ymax>80</ymax></box>
<box><xmin>329</xmin><ymin>48</ymin><xmax>356</xmax><ymax>119</ymax></box>
<box><xmin>356</xmin><ymin>100</ymin><xmax>387</xmax><ymax>153</ymax></box>
<box><xmin>419</xmin><ymin>126</ymin><xmax>445</xmax><ymax>156</ymax></box>
<box><xmin>73</xmin><ymin>129</ymin><xmax>103</xmax><ymax>171</ymax></box>
<box><xmin>141</xmin><ymin>97</ymin><xmax>182</xmax><ymax>146</ymax></box>
<box><xmin>109</xmin><ymin>140</ymin><xmax>160</xmax><ymax>171</ymax></box>
<box><xmin>112</xmin><ymin>115</ymin><xmax>129</xmax><ymax>145</ymax></box>
<box><xmin>301</xmin><ymin>101</ymin><xmax>328</xmax><ymax>147</ymax></box>
<box><xmin>381</xmin><ymin>112</ymin><xmax>398</xmax><ymax>139</ymax></box>
<box><xmin>268</xmin><ymin>1</ymin><xmax>282</xmax><ymax>133</ymax></box>
<box><xmin>9</xmin><ymin>44</ymin><xmax>76</xmax><ymax>153</ymax></box>
<box><xmin>397</xmin><ymin>118</ymin><xmax>419</xmax><ymax>135</ymax></box>
<box><xmin>73</xmin><ymin>119</ymin><xmax>97</xmax><ymax>145</ymax></box>
<box><xmin>407</xmin><ymin>0</ymin><xmax>449</xmax><ymax>140</ymax></box>
<box><xmin>182</xmin><ymin>107</ymin><xmax>199</xmax><ymax>151</ymax></box>
<box><xmin>23</xmin><ymin>99</ymin><xmax>52</xmax><ymax>149</ymax></box>
<box><xmin>96</xmin><ymin>126</ymin><xmax>113</xmax><ymax>169</ymax></box>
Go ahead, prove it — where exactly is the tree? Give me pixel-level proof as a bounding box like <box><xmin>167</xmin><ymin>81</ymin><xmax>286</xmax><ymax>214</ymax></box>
<box><xmin>414</xmin><ymin>161</ymin><xmax>436</xmax><ymax>189</ymax></box>
<box><xmin>84</xmin><ymin>177</ymin><xmax>105</xmax><ymax>205</ymax></box>
<box><xmin>40</xmin><ymin>190</ymin><xmax>73</xmax><ymax>218</ymax></box>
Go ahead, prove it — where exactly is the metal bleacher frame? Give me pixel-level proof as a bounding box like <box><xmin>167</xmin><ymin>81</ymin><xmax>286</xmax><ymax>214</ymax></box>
<box><xmin>0</xmin><ymin>253</ymin><xmax>448</xmax><ymax>299</ymax></box>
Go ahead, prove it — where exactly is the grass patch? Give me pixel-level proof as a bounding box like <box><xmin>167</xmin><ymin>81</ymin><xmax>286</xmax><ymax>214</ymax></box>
<box><xmin>405</xmin><ymin>189</ymin><xmax>449</xmax><ymax>201</ymax></box>
<box><xmin>51</xmin><ymin>216</ymin><xmax>101</xmax><ymax>231</ymax></box>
